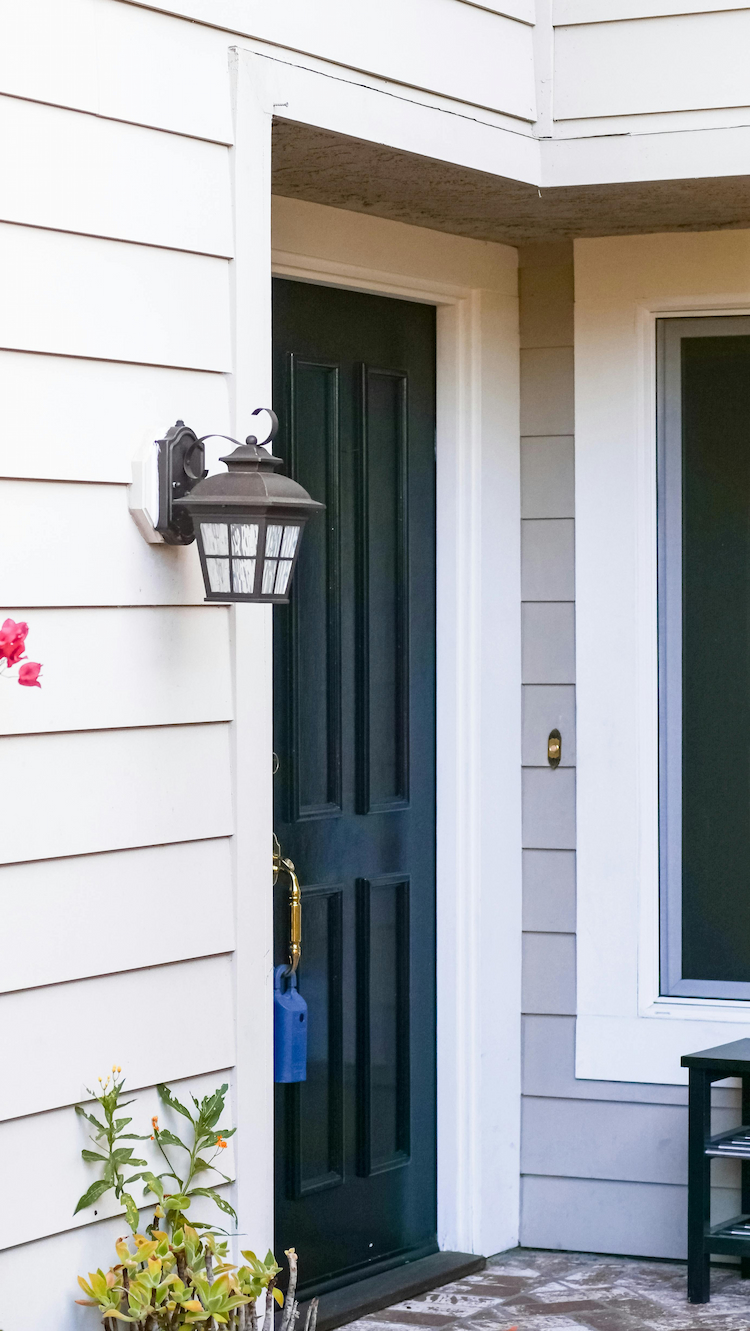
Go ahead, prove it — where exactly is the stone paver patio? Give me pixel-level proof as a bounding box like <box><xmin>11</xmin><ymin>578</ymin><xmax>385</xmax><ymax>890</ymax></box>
<box><xmin>344</xmin><ymin>1249</ymin><xmax>750</xmax><ymax>1331</ymax></box>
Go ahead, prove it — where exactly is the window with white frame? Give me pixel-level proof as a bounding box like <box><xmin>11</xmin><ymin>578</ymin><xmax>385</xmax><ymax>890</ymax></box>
<box><xmin>659</xmin><ymin>315</ymin><xmax>750</xmax><ymax>1000</ymax></box>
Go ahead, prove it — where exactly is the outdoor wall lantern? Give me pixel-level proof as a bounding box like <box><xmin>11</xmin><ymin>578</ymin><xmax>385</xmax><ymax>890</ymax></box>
<box><xmin>130</xmin><ymin>408</ymin><xmax>324</xmax><ymax>604</ymax></box>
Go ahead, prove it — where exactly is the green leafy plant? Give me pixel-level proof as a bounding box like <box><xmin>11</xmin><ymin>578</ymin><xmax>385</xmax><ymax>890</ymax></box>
<box><xmin>73</xmin><ymin>1071</ymin><xmax>318</xmax><ymax>1331</ymax></box>
<box><xmin>74</xmin><ymin>1067</ymin><xmax>150</xmax><ymax>1232</ymax></box>
<box><xmin>76</xmin><ymin>1232</ymin><xmax>308</xmax><ymax>1330</ymax></box>
<box><xmin>132</xmin><ymin>1082</ymin><xmax>238</xmax><ymax>1234</ymax></box>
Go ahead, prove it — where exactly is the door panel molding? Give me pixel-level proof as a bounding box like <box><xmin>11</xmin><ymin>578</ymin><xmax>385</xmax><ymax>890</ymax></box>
<box><xmin>356</xmin><ymin>366</ymin><xmax>410</xmax><ymax>815</ymax></box>
<box><xmin>287</xmin><ymin>353</ymin><xmax>343</xmax><ymax>822</ymax></box>
<box><xmin>356</xmin><ymin>875</ymin><xmax>411</xmax><ymax>1177</ymax></box>
<box><xmin>285</xmin><ymin>884</ymin><xmax>345</xmax><ymax>1200</ymax></box>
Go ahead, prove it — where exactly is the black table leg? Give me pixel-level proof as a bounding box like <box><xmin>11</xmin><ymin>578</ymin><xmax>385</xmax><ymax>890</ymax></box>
<box><xmin>688</xmin><ymin>1068</ymin><xmax>711</xmax><ymax>1303</ymax></box>
<box><xmin>742</xmin><ymin>1075</ymin><xmax>750</xmax><ymax>1280</ymax></box>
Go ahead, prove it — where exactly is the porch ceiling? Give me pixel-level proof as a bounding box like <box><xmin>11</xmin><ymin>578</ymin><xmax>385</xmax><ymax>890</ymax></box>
<box><xmin>272</xmin><ymin>119</ymin><xmax>750</xmax><ymax>246</ymax></box>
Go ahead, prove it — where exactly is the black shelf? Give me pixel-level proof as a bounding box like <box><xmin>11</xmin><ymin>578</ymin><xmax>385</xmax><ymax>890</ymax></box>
<box><xmin>706</xmin><ymin>1126</ymin><xmax>750</xmax><ymax>1159</ymax></box>
<box><xmin>682</xmin><ymin>1041</ymin><xmax>750</xmax><ymax>1302</ymax></box>
<box><xmin>706</xmin><ymin>1214</ymin><xmax>750</xmax><ymax>1258</ymax></box>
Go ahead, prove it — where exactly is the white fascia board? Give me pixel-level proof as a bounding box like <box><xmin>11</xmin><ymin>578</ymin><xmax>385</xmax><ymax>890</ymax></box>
<box><xmin>258</xmin><ymin>48</ymin><xmax>541</xmax><ymax>186</ymax></box>
<box><xmin>542</xmin><ymin>124</ymin><xmax>750</xmax><ymax>188</ymax></box>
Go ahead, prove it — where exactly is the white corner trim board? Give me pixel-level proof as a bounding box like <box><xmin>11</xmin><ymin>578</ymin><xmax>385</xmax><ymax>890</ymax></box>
<box><xmin>574</xmin><ymin>230</ymin><xmax>750</xmax><ymax>1087</ymax></box>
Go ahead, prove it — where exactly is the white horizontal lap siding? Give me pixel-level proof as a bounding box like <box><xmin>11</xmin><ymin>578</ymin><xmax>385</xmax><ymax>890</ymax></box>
<box><xmin>554</xmin><ymin>10</ymin><xmax>750</xmax><ymax>120</ymax></box>
<box><xmin>554</xmin><ymin>0</ymin><xmax>750</xmax><ymax>20</ymax></box>
<box><xmin>0</xmin><ymin>97</ymin><xmax>233</xmax><ymax>255</ymax></box>
<box><xmin>0</xmin><ymin>224</ymin><xmax>231</xmax><ymax>369</ymax></box>
<box><xmin>0</xmin><ymin>0</ymin><xmax>233</xmax><ymax>141</ymax></box>
<box><xmin>0</xmin><ymin>480</ymin><xmax>208</xmax><ymax>605</ymax></box>
<box><xmin>0</xmin><ymin>608</ymin><xmax>232</xmax><ymax>735</ymax></box>
<box><xmin>0</xmin><ymin>353</ymin><xmax>231</xmax><ymax>484</ymax></box>
<box><xmin>0</xmin><ymin>1073</ymin><xmax>235</xmax><ymax>1250</ymax></box>
<box><xmin>0</xmin><ymin>840</ymin><xmax>234</xmax><ymax>992</ymax></box>
<box><xmin>0</xmin><ymin>956</ymin><xmax>234</xmax><ymax>1121</ymax></box>
<box><xmin>100</xmin><ymin>0</ymin><xmax>535</xmax><ymax>121</ymax></box>
<box><xmin>0</xmin><ymin>724</ymin><xmax>232</xmax><ymax>863</ymax></box>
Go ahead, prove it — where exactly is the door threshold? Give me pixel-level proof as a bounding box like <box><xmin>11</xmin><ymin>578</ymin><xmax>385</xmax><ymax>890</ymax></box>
<box><xmin>298</xmin><ymin>1250</ymin><xmax>486</xmax><ymax>1331</ymax></box>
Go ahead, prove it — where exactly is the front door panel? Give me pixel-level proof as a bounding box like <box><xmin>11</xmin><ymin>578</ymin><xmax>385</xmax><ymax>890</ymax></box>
<box><xmin>272</xmin><ymin>279</ymin><xmax>436</xmax><ymax>1299</ymax></box>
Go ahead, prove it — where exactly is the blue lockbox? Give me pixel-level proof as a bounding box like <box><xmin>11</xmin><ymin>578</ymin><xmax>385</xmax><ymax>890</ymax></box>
<box><xmin>273</xmin><ymin>964</ymin><xmax>308</xmax><ymax>1083</ymax></box>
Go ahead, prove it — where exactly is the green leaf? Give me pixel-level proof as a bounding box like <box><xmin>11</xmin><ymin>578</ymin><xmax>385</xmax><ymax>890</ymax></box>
<box><xmin>81</xmin><ymin>1149</ymin><xmax>108</xmax><ymax>1163</ymax></box>
<box><xmin>113</xmin><ymin>1117</ymin><xmax>133</xmax><ymax>1132</ymax></box>
<box><xmin>75</xmin><ymin>1105</ymin><xmax>107</xmax><ymax>1134</ymax></box>
<box><xmin>142</xmin><ymin>1172</ymin><xmax>165</xmax><ymax>1201</ymax></box>
<box><xmin>155</xmin><ymin>1129</ymin><xmax>185</xmax><ymax>1149</ymax></box>
<box><xmin>189</xmin><ymin>1188</ymin><xmax>237</xmax><ymax>1222</ymax></box>
<box><xmin>118</xmin><ymin>1132</ymin><xmax>152</xmax><ymax>1141</ymax></box>
<box><xmin>73</xmin><ymin>1177</ymin><xmax>111</xmax><ymax>1215</ymax></box>
<box><xmin>157</xmin><ymin>1084</ymin><xmax>193</xmax><ymax>1122</ymax></box>
<box><xmin>111</xmin><ymin>1147</ymin><xmax>135</xmax><ymax>1165</ymax></box>
<box><xmin>122</xmin><ymin>1191</ymin><xmax>140</xmax><ymax>1231</ymax></box>
<box><xmin>208</xmin><ymin>1127</ymin><xmax>236</xmax><ymax>1142</ymax></box>
<box><xmin>164</xmin><ymin>1194</ymin><xmax>191</xmax><ymax>1212</ymax></box>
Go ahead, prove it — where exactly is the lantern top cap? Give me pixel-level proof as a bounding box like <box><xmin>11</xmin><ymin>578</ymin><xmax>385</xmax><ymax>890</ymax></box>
<box><xmin>218</xmin><ymin>436</ymin><xmax>284</xmax><ymax>472</ymax></box>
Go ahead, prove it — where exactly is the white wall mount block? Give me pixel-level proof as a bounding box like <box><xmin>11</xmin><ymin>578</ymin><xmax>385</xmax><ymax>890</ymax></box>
<box><xmin>129</xmin><ymin>437</ymin><xmax>163</xmax><ymax>543</ymax></box>
<box><xmin>129</xmin><ymin>429</ymin><xmax>230</xmax><ymax>544</ymax></box>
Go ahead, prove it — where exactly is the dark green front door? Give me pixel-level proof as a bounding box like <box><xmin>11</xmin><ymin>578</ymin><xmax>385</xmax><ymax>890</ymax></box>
<box><xmin>272</xmin><ymin>278</ymin><xmax>437</xmax><ymax>1300</ymax></box>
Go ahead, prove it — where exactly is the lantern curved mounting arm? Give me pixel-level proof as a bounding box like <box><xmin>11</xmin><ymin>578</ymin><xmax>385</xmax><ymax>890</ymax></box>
<box><xmin>195</xmin><ymin>407</ymin><xmax>278</xmax><ymax>454</ymax></box>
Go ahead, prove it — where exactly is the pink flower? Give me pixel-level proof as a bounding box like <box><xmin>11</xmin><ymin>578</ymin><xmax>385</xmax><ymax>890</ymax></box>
<box><xmin>0</xmin><ymin>618</ymin><xmax>28</xmax><ymax>667</ymax></box>
<box><xmin>18</xmin><ymin>662</ymin><xmax>41</xmax><ymax>688</ymax></box>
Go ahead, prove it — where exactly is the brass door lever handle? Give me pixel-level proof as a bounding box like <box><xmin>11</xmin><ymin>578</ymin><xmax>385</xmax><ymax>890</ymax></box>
<box><xmin>273</xmin><ymin>834</ymin><xmax>302</xmax><ymax>975</ymax></box>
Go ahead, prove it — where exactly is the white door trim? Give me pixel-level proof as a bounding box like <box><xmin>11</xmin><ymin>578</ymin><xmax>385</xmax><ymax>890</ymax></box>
<box><xmin>270</xmin><ymin>193</ymin><xmax>522</xmax><ymax>1257</ymax></box>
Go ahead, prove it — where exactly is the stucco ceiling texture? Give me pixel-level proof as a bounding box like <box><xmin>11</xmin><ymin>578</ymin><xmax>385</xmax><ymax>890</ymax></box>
<box><xmin>272</xmin><ymin>119</ymin><xmax>750</xmax><ymax>245</ymax></box>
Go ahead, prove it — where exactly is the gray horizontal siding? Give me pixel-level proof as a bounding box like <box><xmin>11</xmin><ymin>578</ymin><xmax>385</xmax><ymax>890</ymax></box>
<box><xmin>520</xmin><ymin>1175</ymin><xmax>742</xmax><ymax>1262</ymax></box>
<box><xmin>517</xmin><ymin>241</ymin><xmax>740</xmax><ymax>1262</ymax></box>
<box><xmin>522</xmin><ymin>768</ymin><xmax>576</xmax><ymax>850</ymax></box>
<box><xmin>522</xmin><ymin>1095</ymin><xmax>740</xmax><ymax>1188</ymax></box>
<box><xmin>521</xmin><ymin>518</ymin><xmax>575</xmax><ymax>601</ymax></box>
<box><xmin>522</xmin><ymin>602</ymin><xmax>576</xmax><ymax>683</ymax></box>
<box><xmin>522</xmin><ymin>1014</ymin><xmax>742</xmax><ymax>1111</ymax></box>
<box><xmin>522</xmin><ymin>934</ymin><xmax>576</xmax><ymax>1015</ymax></box>
<box><xmin>521</xmin><ymin>436</ymin><xmax>575</xmax><ymax>519</ymax></box>
<box><xmin>522</xmin><ymin>851</ymin><xmax>576</xmax><ymax>932</ymax></box>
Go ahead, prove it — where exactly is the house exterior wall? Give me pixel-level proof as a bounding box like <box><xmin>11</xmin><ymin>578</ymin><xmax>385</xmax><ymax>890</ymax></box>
<box><xmin>7</xmin><ymin>1</ymin><xmax>750</xmax><ymax>1322</ymax></box>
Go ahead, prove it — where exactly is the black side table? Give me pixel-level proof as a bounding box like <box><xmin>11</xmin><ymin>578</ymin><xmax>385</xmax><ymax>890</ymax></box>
<box><xmin>682</xmin><ymin>1039</ymin><xmax>750</xmax><ymax>1303</ymax></box>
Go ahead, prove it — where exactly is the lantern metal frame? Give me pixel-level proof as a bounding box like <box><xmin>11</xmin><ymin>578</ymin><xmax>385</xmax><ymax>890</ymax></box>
<box><xmin>152</xmin><ymin>408</ymin><xmax>324</xmax><ymax>605</ymax></box>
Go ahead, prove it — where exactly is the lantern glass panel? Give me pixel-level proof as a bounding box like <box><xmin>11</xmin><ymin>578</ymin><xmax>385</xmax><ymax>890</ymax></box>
<box><xmin>206</xmin><ymin>557</ymin><xmax>231</xmax><ymax>593</ymax></box>
<box><xmin>262</xmin><ymin>559</ymin><xmax>277</xmax><ymax>595</ymax></box>
<box><xmin>201</xmin><ymin>522</ymin><xmax>229</xmax><ymax>556</ymax></box>
<box><xmin>280</xmin><ymin>525</ymin><xmax>300</xmax><ymax>559</ymax></box>
<box><xmin>231</xmin><ymin>522</ymin><xmax>259</xmax><ymax>557</ymax></box>
<box><xmin>275</xmin><ymin>560</ymin><xmax>293</xmax><ymax>596</ymax></box>
<box><xmin>266</xmin><ymin>524</ymin><xmax>283</xmax><ymax>557</ymax></box>
<box><xmin>232</xmin><ymin>559</ymin><xmax>256</xmax><ymax>594</ymax></box>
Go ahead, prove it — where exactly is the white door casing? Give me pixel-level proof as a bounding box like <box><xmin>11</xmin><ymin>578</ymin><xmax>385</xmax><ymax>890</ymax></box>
<box><xmin>232</xmin><ymin>48</ymin><xmax>522</xmax><ymax>1256</ymax></box>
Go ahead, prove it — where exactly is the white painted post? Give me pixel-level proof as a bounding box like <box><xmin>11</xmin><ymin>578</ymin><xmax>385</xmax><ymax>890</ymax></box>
<box><xmin>228</xmin><ymin>46</ymin><xmax>276</xmax><ymax>1257</ymax></box>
